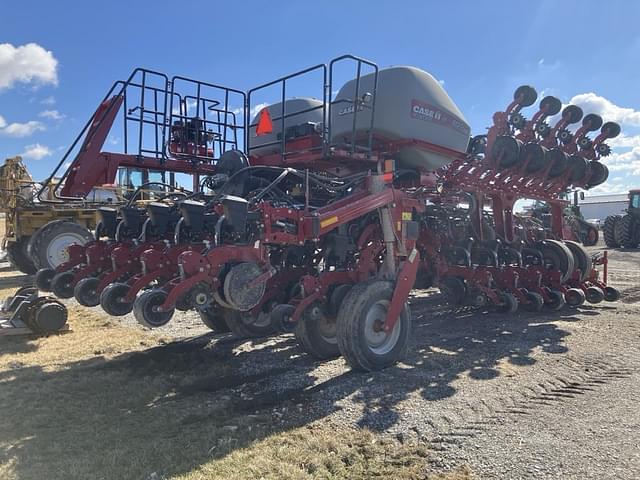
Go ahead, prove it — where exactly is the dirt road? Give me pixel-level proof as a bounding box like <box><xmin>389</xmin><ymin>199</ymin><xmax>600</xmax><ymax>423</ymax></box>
<box><xmin>0</xmin><ymin>241</ymin><xmax>638</xmax><ymax>479</ymax></box>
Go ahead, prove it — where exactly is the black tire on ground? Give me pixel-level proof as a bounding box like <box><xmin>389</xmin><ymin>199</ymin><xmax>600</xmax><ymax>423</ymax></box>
<box><xmin>100</xmin><ymin>282</ymin><xmax>134</xmax><ymax>316</ymax></box>
<box><xmin>585</xmin><ymin>286</ymin><xmax>605</xmax><ymax>304</ymax></box>
<box><xmin>336</xmin><ymin>281</ymin><xmax>412</xmax><ymax>371</ymax></box>
<box><xmin>614</xmin><ymin>216</ymin><xmax>626</xmax><ymax>247</ymax></box>
<box><xmin>73</xmin><ymin>277</ymin><xmax>101</xmax><ymax>307</ymax></box>
<box><xmin>565</xmin><ymin>288</ymin><xmax>586</xmax><ymax>307</ymax></box>
<box><xmin>223</xmin><ymin>308</ymin><xmax>276</xmax><ymax>338</ymax></box>
<box><xmin>496</xmin><ymin>292</ymin><xmax>518</xmax><ymax>314</ymax></box>
<box><xmin>564</xmin><ymin>240</ymin><xmax>591</xmax><ymax>283</ymax></box>
<box><xmin>50</xmin><ymin>271</ymin><xmax>76</xmax><ymax>299</ymax></box>
<box><xmin>620</xmin><ymin>214</ymin><xmax>639</xmax><ymax>249</ymax></box>
<box><xmin>604</xmin><ymin>286</ymin><xmax>620</xmax><ymax>302</ymax></box>
<box><xmin>603</xmin><ymin>215</ymin><xmax>620</xmax><ymax>248</ymax></box>
<box><xmin>538</xmin><ymin>240</ymin><xmax>576</xmax><ymax>283</ymax></box>
<box><xmin>28</xmin><ymin>220</ymin><xmax>94</xmax><ymax>270</ymax></box>
<box><xmin>295</xmin><ymin>302</ymin><xmax>340</xmax><ymax>360</ymax></box>
<box><xmin>6</xmin><ymin>238</ymin><xmax>37</xmax><ymax>274</ymax></box>
<box><xmin>198</xmin><ymin>305</ymin><xmax>231</xmax><ymax>333</ymax></box>
<box><xmin>545</xmin><ymin>289</ymin><xmax>566</xmax><ymax>311</ymax></box>
<box><xmin>133</xmin><ymin>289</ymin><xmax>174</xmax><ymax>328</ymax></box>
<box><xmin>522</xmin><ymin>291</ymin><xmax>544</xmax><ymax>312</ymax></box>
<box><xmin>35</xmin><ymin>268</ymin><xmax>56</xmax><ymax>291</ymax></box>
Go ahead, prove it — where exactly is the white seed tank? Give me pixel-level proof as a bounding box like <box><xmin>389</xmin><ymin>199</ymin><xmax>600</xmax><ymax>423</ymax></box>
<box><xmin>248</xmin><ymin>97</ymin><xmax>324</xmax><ymax>156</ymax></box>
<box><xmin>330</xmin><ymin>66</ymin><xmax>471</xmax><ymax>171</ymax></box>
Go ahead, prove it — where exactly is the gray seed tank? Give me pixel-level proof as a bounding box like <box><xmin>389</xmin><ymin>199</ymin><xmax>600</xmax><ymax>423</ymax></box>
<box><xmin>248</xmin><ymin>97</ymin><xmax>324</xmax><ymax>156</ymax></box>
<box><xmin>330</xmin><ymin>66</ymin><xmax>471</xmax><ymax>171</ymax></box>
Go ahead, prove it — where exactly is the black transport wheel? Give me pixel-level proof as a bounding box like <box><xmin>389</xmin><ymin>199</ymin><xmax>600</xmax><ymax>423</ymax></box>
<box><xmin>582</xmin><ymin>226</ymin><xmax>599</xmax><ymax>247</ymax></box>
<box><xmin>522</xmin><ymin>291</ymin><xmax>544</xmax><ymax>312</ymax></box>
<box><xmin>620</xmin><ymin>214</ymin><xmax>639</xmax><ymax>249</ymax></box>
<box><xmin>35</xmin><ymin>268</ymin><xmax>56</xmax><ymax>291</ymax></box>
<box><xmin>224</xmin><ymin>307</ymin><xmax>276</xmax><ymax>338</ymax></box>
<box><xmin>100</xmin><ymin>283</ymin><xmax>134</xmax><ymax>316</ymax></box>
<box><xmin>603</xmin><ymin>215</ymin><xmax>620</xmax><ymax>248</ymax></box>
<box><xmin>585</xmin><ymin>286</ymin><xmax>605</xmax><ymax>304</ymax></box>
<box><xmin>565</xmin><ymin>288</ymin><xmax>586</xmax><ymax>307</ymax></box>
<box><xmin>492</xmin><ymin>136</ymin><xmax>521</xmax><ymax>169</ymax></box>
<box><xmin>74</xmin><ymin>277</ymin><xmax>101</xmax><ymax>307</ymax></box>
<box><xmin>545</xmin><ymin>289</ymin><xmax>566</xmax><ymax>311</ymax></box>
<box><xmin>28</xmin><ymin>220</ymin><xmax>93</xmax><ymax>270</ymax></box>
<box><xmin>198</xmin><ymin>305</ymin><xmax>231</xmax><ymax>333</ymax></box>
<box><xmin>337</xmin><ymin>281</ymin><xmax>412</xmax><ymax>371</ymax></box>
<box><xmin>6</xmin><ymin>238</ymin><xmax>37</xmax><ymax>274</ymax></box>
<box><xmin>538</xmin><ymin>240</ymin><xmax>575</xmax><ymax>283</ymax></box>
<box><xmin>133</xmin><ymin>289</ymin><xmax>174</xmax><ymax>328</ymax></box>
<box><xmin>604</xmin><ymin>286</ymin><xmax>620</xmax><ymax>302</ymax></box>
<box><xmin>295</xmin><ymin>302</ymin><xmax>340</xmax><ymax>360</ymax></box>
<box><xmin>439</xmin><ymin>276</ymin><xmax>467</xmax><ymax>305</ymax></box>
<box><xmin>22</xmin><ymin>297</ymin><xmax>68</xmax><ymax>334</ymax></box>
<box><xmin>564</xmin><ymin>240</ymin><xmax>591</xmax><ymax>282</ymax></box>
<box><xmin>496</xmin><ymin>292</ymin><xmax>518</xmax><ymax>314</ymax></box>
<box><xmin>50</xmin><ymin>271</ymin><xmax>76</xmax><ymax>299</ymax></box>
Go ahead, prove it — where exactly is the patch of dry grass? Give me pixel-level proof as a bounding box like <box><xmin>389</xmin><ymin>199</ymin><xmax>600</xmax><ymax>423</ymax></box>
<box><xmin>0</xmin><ymin>276</ymin><xmax>473</xmax><ymax>480</ymax></box>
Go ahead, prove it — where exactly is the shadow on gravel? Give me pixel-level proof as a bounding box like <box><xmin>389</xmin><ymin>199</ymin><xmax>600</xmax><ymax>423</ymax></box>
<box><xmin>0</xmin><ymin>292</ymin><xmax>594</xmax><ymax>479</ymax></box>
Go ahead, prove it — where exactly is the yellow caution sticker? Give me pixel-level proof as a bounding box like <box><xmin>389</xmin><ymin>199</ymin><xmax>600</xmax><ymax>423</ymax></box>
<box><xmin>320</xmin><ymin>216</ymin><xmax>339</xmax><ymax>228</ymax></box>
<box><xmin>402</xmin><ymin>212</ymin><xmax>412</xmax><ymax>221</ymax></box>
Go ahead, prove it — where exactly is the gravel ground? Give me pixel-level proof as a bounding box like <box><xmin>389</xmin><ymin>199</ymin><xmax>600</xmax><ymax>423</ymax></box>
<box><xmin>20</xmin><ymin>240</ymin><xmax>640</xmax><ymax>479</ymax></box>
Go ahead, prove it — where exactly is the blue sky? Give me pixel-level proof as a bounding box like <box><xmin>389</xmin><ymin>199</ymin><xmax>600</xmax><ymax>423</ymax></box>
<box><xmin>1</xmin><ymin>0</ymin><xmax>639</xmax><ymax>195</ymax></box>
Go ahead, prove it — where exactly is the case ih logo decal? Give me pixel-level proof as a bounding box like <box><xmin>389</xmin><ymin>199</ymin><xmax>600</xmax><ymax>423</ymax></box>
<box><xmin>411</xmin><ymin>99</ymin><xmax>468</xmax><ymax>134</ymax></box>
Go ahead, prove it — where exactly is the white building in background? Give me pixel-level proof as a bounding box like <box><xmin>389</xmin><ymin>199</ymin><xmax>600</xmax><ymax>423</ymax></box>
<box><xmin>578</xmin><ymin>193</ymin><xmax>628</xmax><ymax>222</ymax></box>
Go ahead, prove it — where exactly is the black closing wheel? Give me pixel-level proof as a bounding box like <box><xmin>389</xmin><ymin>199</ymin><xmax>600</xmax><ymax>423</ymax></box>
<box><xmin>496</xmin><ymin>292</ymin><xmax>518</xmax><ymax>314</ymax></box>
<box><xmin>23</xmin><ymin>297</ymin><xmax>68</xmax><ymax>335</ymax></box>
<box><xmin>540</xmin><ymin>96</ymin><xmax>562</xmax><ymax>115</ymax></box>
<box><xmin>224</xmin><ymin>307</ymin><xmax>276</xmax><ymax>338</ymax></box>
<box><xmin>547</xmin><ymin>148</ymin><xmax>568</xmax><ymax>178</ymax></box>
<box><xmin>133</xmin><ymin>289</ymin><xmax>174</xmax><ymax>328</ymax></box>
<box><xmin>604</xmin><ymin>286</ymin><xmax>620</xmax><ymax>302</ymax></box>
<box><xmin>565</xmin><ymin>288</ymin><xmax>586</xmax><ymax>307</ymax></box>
<box><xmin>601</xmin><ymin>121</ymin><xmax>621</xmax><ymax>139</ymax></box>
<box><xmin>337</xmin><ymin>281</ymin><xmax>412</xmax><ymax>371</ymax></box>
<box><xmin>50</xmin><ymin>271</ymin><xmax>76</xmax><ymax>299</ymax></box>
<box><xmin>522</xmin><ymin>291</ymin><xmax>544</xmax><ymax>312</ymax></box>
<box><xmin>545</xmin><ymin>289</ymin><xmax>566</xmax><ymax>311</ymax></box>
<box><xmin>295</xmin><ymin>302</ymin><xmax>340</xmax><ymax>359</ymax></box>
<box><xmin>582</xmin><ymin>113</ymin><xmax>603</xmax><ymax>132</ymax></box>
<box><xmin>513</xmin><ymin>85</ymin><xmax>537</xmax><ymax>107</ymax></box>
<box><xmin>198</xmin><ymin>304</ymin><xmax>231</xmax><ymax>333</ymax></box>
<box><xmin>585</xmin><ymin>286</ymin><xmax>605</xmax><ymax>304</ymax></box>
<box><xmin>100</xmin><ymin>283</ymin><xmax>134</xmax><ymax>316</ymax></box>
<box><xmin>74</xmin><ymin>277</ymin><xmax>101</xmax><ymax>307</ymax></box>
<box><xmin>35</xmin><ymin>268</ymin><xmax>56</xmax><ymax>291</ymax></box>
<box><xmin>6</xmin><ymin>238</ymin><xmax>37</xmax><ymax>274</ymax></box>
<box><xmin>562</xmin><ymin>105</ymin><xmax>584</xmax><ymax>124</ymax></box>
<box><xmin>492</xmin><ymin>135</ymin><xmax>521</xmax><ymax>169</ymax></box>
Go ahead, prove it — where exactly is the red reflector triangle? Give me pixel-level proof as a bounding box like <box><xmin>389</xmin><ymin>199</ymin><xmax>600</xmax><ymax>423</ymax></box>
<box><xmin>256</xmin><ymin>108</ymin><xmax>273</xmax><ymax>136</ymax></box>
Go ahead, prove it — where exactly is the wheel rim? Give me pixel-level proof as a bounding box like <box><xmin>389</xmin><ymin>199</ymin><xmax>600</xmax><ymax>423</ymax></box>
<box><xmin>313</xmin><ymin>306</ymin><xmax>337</xmax><ymax>344</ymax></box>
<box><xmin>46</xmin><ymin>232</ymin><xmax>88</xmax><ymax>268</ymax></box>
<box><xmin>363</xmin><ymin>300</ymin><xmax>400</xmax><ymax>355</ymax></box>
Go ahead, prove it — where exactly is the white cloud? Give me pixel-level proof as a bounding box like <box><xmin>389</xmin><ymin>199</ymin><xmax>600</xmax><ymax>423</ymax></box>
<box><xmin>38</xmin><ymin>109</ymin><xmax>65</xmax><ymax>121</ymax></box>
<box><xmin>0</xmin><ymin>43</ymin><xmax>58</xmax><ymax>90</ymax></box>
<box><xmin>0</xmin><ymin>120</ymin><xmax>45</xmax><ymax>137</ymax></box>
<box><xmin>250</xmin><ymin>102</ymin><xmax>269</xmax><ymax>119</ymax></box>
<box><xmin>40</xmin><ymin>96</ymin><xmax>56</xmax><ymax>106</ymax></box>
<box><xmin>20</xmin><ymin>143</ymin><xmax>52</xmax><ymax>160</ymax></box>
<box><xmin>609</xmin><ymin>133</ymin><xmax>640</xmax><ymax>149</ymax></box>
<box><xmin>0</xmin><ymin>114</ymin><xmax>5</xmax><ymax>129</ymax></box>
<box><xmin>567</xmin><ymin>92</ymin><xmax>640</xmax><ymax>127</ymax></box>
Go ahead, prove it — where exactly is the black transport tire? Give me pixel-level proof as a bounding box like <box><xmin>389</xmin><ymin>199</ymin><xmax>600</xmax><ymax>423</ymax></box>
<box><xmin>6</xmin><ymin>238</ymin><xmax>37</xmax><ymax>274</ymax></box>
<box><xmin>73</xmin><ymin>277</ymin><xmax>101</xmax><ymax>307</ymax></box>
<box><xmin>35</xmin><ymin>268</ymin><xmax>56</xmax><ymax>291</ymax></box>
<box><xmin>564</xmin><ymin>240</ymin><xmax>591</xmax><ymax>283</ymax></box>
<box><xmin>28</xmin><ymin>220</ymin><xmax>93</xmax><ymax>270</ymax></box>
<box><xmin>50</xmin><ymin>271</ymin><xmax>75</xmax><ymax>299</ymax></box>
<box><xmin>133</xmin><ymin>289</ymin><xmax>174</xmax><ymax>328</ymax></box>
<box><xmin>620</xmin><ymin>214</ymin><xmax>639</xmax><ymax>249</ymax></box>
<box><xmin>538</xmin><ymin>240</ymin><xmax>575</xmax><ymax>283</ymax></box>
<box><xmin>603</xmin><ymin>215</ymin><xmax>620</xmax><ymax>248</ymax></box>
<box><xmin>336</xmin><ymin>281</ymin><xmax>412</xmax><ymax>372</ymax></box>
<box><xmin>522</xmin><ymin>291</ymin><xmax>544</xmax><ymax>312</ymax></box>
<box><xmin>565</xmin><ymin>288</ymin><xmax>586</xmax><ymax>307</ymax></box>
<box><xmin>22</xmin><ymin>297</ymin><xmax>68</xmax><ymax>334</ymax></box>
<box><xmin>100</xmin><ymin>282</ymin><xmax>134</xmax><ymax>316</ymax></box>
<box><xmin>198</xmin><ymin>305</ymin><xmax>231</xmax><ymax>333</ymax></box>
<box><xmin>223</xmin><ymin>308</ymin><xmax>276</xmax><ymax>338</ymax></box>
<box><xmin>295</xmin><ymin>302</ymin><xmax>340</xmax><ymax>360</ymax></box>
<box><xmin>614</xmin><ymin>216</ymin><xmax>626</xmax><ymax>247</ymax></box>
<box><xmin>582</xmin><ymin>226</ymin><xmax>599</xmax><ymax>247</ymax></box>
<box><xmin>604</xmin><ymin>286</ymin><xmax>620</xmax><ymax>302</ymax></box>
